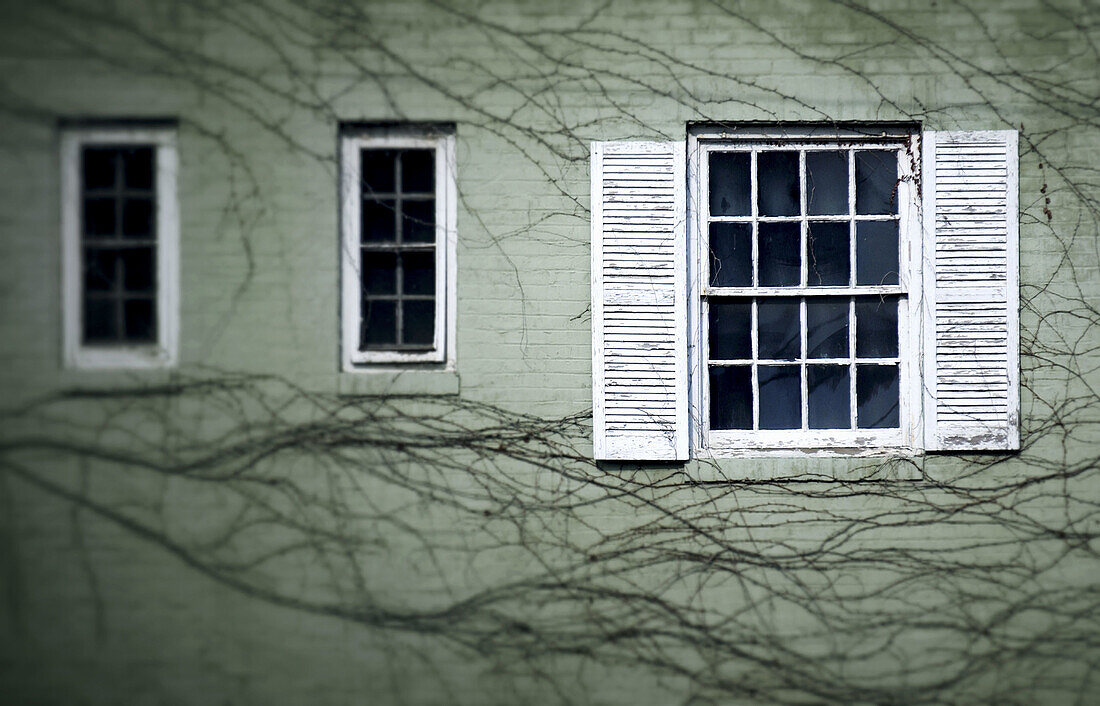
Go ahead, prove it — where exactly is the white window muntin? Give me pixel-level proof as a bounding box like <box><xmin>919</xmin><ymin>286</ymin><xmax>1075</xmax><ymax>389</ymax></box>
<box><xmin>60</xmin><ymin>126</ymin><xmax>179</xmax><ymax>369</ymax></box>
<box><xmin>688</xmin><ymin>136</ymin><xmax>922</xmax><ymax>455</ymax></box>
<box><xmin>340</xmin><ymin>131</ymin><xmax>456</xmax><ymax>369</ymax></box>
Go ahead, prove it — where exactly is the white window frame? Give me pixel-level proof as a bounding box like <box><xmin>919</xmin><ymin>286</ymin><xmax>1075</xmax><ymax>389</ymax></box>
<box><xmin>340</xmin><ymin>128</ymin><xmax>456</xmax><ymax>370</ymax></box>
<box><xmin>60</xmin><ymin>126</ymin><xmax>179</xmax><ymax>369</ymax></box>
<box><xmin>687</xmin><ymin>126</ymin><xmax>923</xmax><ymax>457</ymax></box>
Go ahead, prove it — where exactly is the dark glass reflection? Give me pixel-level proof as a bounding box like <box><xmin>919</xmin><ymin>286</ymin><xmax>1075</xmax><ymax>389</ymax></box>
<box><xmin>84</xmin><ymin>249</ymin><xmax>116</xmax><ymax>291</ymax></box>
<box><xmin>709</xmin><ymin>222</ymin><xmax>752</xmax><ymax>287</ymax></box>
<box><xmin>361</xmin><ymin>300</ymin><xmax>396</xmax><ymax>347</ymax></box>
<box><xmin>402</xmin><ymin>251</ymin><xmax>435</xmax><ymax>296</ymax></box>
<box><xmin>807</xmin><ymin>300</ymin><xmax>848</xmax><ymax>358</ymax></box>
<box><xmin>808</xmin><ymin>365</ymin><xmax>850</xmax><ymax>429</ymax></box>
<box><xmin>362</xmin><ymin>200</ymin><xmax>396</xmax><ymax>243</ymax></box>
<box><xmin>806</xmin><ymin>151</ymin><xmax>848</xmax><ymax>215</ymax></box>
<box><xmin>709</xmin><ymin>365</ymin><xmax>752</xmax><ymax>430</ymax></box>
<box><xmin>403</xmin><ymin>300</ymin><xmax>435</xmax><ymax>345</ymax></box>
<box><xmin>122</xmin><ymin>198</ymin><xmax>154</xmax><ymax>238</ymax></box>
<box><xmin>123</xmin><ymin>299</ymin><xmax>155</xmax><ymax>341</ymax></box>
<box><xmin>362</xmin><ymin>251</ymin><xmax>397</xmax><ymax>295</ymax></box>
<box><xmin>709</xmin><ymin>152</ymin><xmax>751</xmax><ymax>216</ymax></box>
<box><xmin>121</xmin><ymin>248</ymin><xmax>155</xmax><ymax>291</ymax></box>
<box><xmin>758</xmin><ymin>298</ymin><xmax>799</xmax><ymax>360</ymax></box>
<box><xmin>855</xmin><ymin>151</ymin><xmax>898</xmax><ymax>215</ymax></box>
<box><xmin>402</xmin><ymin>200</ymin><xmax>435</xmax><ymax>242</ymax></box>
<box><xmin>857</xmin><ymin>364</ymin><xmax>899</xmax><ymax>428</ymax></box>
<box><xmin>361</xmin><ymin>149</ymin><xmax>396</xmax><ymax>194</ymax></box>
<box><xmin>855</xmin><ymin>296</ymin><xmax>898</xmax><ymax>358</ymax></box>
<box><xmin>759</xmin><ymin>222</ymin><xmax>800</xmax><ymax>286</ymax></box>
<box><xmin>84</xmin><ymin>198</ymin><xmax>116</xmax><ymax>237</ymax></box>
<box><xmin>708</xmin><ymin>299</ymin><xmax>751</xmax><ymax>360</ymax></box>
<box><xmin>856</xmin><ymin>221</ymin><xmax>899</xmax><ymax>286</ymax></box>
<box><xmin>83</xmin><ymin>299</ymin><xmax>115</xmax><ymax>342</ymax></box>
<box><xmin>759</xmin><ymin>365</ymin><xmax>800</xmax><ymax>429</ymax></box>
<box><xmin>122</xmin><ymin>148</ymin><xmax>154</xmax><ymax>189</ymax></box>
<box><xmin>401</xmin><ymin>150</ymin><xmax>435</xmax><ymax>193</ymax></box>
<box><xmin>758</xmin><ymin>151</ymin><xmax>800</xmax><ymax>216</ymax></box>
<box><xmin>807</xmin><ymin>222</ymin><xmax>849</xmax><ymax>286</ymax></box>
<box><xmin>83</xmin><ymin>148</ymin><xmax>116</xmax><ymax>189</ymax></box>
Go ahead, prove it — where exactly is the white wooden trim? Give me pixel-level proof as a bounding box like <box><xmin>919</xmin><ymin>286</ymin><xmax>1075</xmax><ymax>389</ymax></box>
<box><xmin>61</xmin><ymin>127</ymin><xmax>179</xmax><ymax>369</ymax></box>
<box><xmin>340</xmin><ymin>131</ymin><xmax>456</xmax><ymax>371</ymax></box>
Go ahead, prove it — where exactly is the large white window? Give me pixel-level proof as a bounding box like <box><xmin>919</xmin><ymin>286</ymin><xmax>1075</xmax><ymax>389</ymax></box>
<box><xmin>60</xmin><ymin>124</ymin><xmax>179</xmax><ymax>369</ymax></box>
<box><xmin>340</xmin><ymin>125</ymin><xmax>456</xmax><ymax>370</ymax></box>
<box><xmin>590</xmin><ymin>126</ymin><xmax>1019</xmax><ymax>461</ymax></box>
<box><xmin>689</xmin><ymin>128</ymin><xmax>921</xmax><ymax>454</ymax></box>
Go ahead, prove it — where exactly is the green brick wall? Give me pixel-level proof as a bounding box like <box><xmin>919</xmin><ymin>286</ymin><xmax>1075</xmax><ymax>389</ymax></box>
<box><xmin>0</xmin><ymin>1</ymin><xmax>1097</xmax><ymax>704</ymax></box>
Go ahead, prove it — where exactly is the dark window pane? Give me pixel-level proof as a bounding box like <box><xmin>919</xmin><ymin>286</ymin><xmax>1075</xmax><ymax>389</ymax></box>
<box><xmin>759</xmin><ymin>365</ymin><xmax>800</xmax><ymax>429</ymax></box>
<box><xmin>400</xmin><ymin>150</ymin><xmax>434</xmax><ymax>193</ymax></box>
<box><xmin>123</xmin><ymin>299</ymin><xmax>156</xmax><ymax>342</ymax></box>
<box><xmin>84</xmin><ymin>198</ymin><xmax>116</xmax><ymax>237</ymax></box>
<box><xmin>759</xmin><ymin>222</ymin><xmax>800</xmax><ymax>287</ymax></box>
<box><xmin>122</xmin><ymin>198</ymin><xmax>154</xmax><ymax>238</ymax></box>
<box><xmin>121</xmin><ymin>248</ymin><xmax>155</xmax><ymax>291</ymax></box>
<box><xmin>855</xmin><ymin>151</ymin><xmax>897</xmax><ymax>215</ymax></box>
<box><xmin>361</xmin><ymin>149</ymin><xmax>396</xmax><ymax>195</ymax></box>
<box><xmin>708</xmin><ymin>299</ymin><xmax>751</xmax><ymax>360</ymax></box>
<box><xmin>83</xmin><ymin>298</ymin><xmax>117</xmax><ymax>342</ymax></box>
<box><xmin>758</xmin><ymin>297</ymin><xmax>799</xmax><ymax>360</ymax></box>
<box><xmin>855</xmin><ymin>296</ymin><xmax>898</xmax><ymax>358</ymax></box>
<box><xmin>807</xmin><ymin>300</ymin><xmax>848</xmax><ymax>358</ymax></box>
<box><xmin>122</xmin><ymin>147</ymin><xmax>154</xmax><ymax>189</ymax></box>
<box><xmin>362</xmin><ymin>199</ymin><xmax>396</xmax><ymax>244</ymax></box>
<box><xmin>360</xmin><ymin>299</ymin><xmax>396</xmax><ymax>348</ymax></box>
<box><xmin>709</xmin><ymin>365</ymin><xmax>752</xmax><ymax>430</ymax></box>
<box><xmin>709</xmin><ymin>222</ymin><xmax>752</xmax><ymax>287</ymax></box>
<box><xmin>83</xmin><ymin>148</ymin><xmax>116</xmax><ymax>189</ymax></box>
<box><xmin>362</xmin><ymin>251</ymin><xmax>396</xmax><ymax>295</ymax></box>
<box><xmin>402</xmin><ymin>199</ymin><xmax>435</xmax><ymax>243</ymax></box>
<box><xmin>857</xmin><ymin>364</ymin><xmax>899</xmax><ymax>428</ymax></box>
<box><xmin>84</xmin><ymin>249</ymin><xmax>117</xmax><ymax>291</ymax></box>
<box><xmin>402</xmin><ymin>250</ymin><xmax>435</xmax><ymax>296</ymax></box>
<box><xmin>758</xmin><ymin>151</ymin><xmax>800</xmax><ymax>217</ymax></box>
<box><xmin>402</xmin><ymin>299</ymin><xmax>435</xmax><ymax>346</ymax></box>
<box><xmin>807</xmin><ymin>221</ymin><xmax>849</xmax><ymax>286</ymax></box>
<box><xmin>856</xmin><ymin>221</ymin><xmax>899</xmax><ymax>286</ymax></box>
<box><xmin>709</xmin><ymin>152</ymin><xmax>750</xmax><ymax>216</ymax></box>
<box><xmin>806</xmin><ymin>151</ymin><xmax>848</xmax><ymax>215</ymax></box>
<box><xmin>808</xmin><ymin>364</ymin><xmax>850</xmax><ymax>429</ymax></box>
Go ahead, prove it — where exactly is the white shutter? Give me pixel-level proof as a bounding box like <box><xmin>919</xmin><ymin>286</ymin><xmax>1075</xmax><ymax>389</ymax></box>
<box><xmin>591</xmin><ymin>141</ymin><xmax>688</xmax><ymax>461</ymax></box>
<box><xmin>923</xmin><ymin>130</ymin><xmax>1019</xmax><ymax>451</ymax></box>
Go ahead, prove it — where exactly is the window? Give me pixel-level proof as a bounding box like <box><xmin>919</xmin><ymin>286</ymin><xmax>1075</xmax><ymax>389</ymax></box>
<box><xmin>61</xmin><ymin>124</ymin><xmax>179</xmax><ymax>368</ymax></box>
<box><xmin>590</xmin><ymin>126</ymin><xmax>1019</xmax><ymax>461</ymax></box>
<box><xmin>694</xmin><ymin>131</ymin><xmax>919</xmax><ymax>453</ymax></box>
<box><xmin>340</xmin><ymin>125</ymin><xmax>456</xmax><ymax>369</ymax></box>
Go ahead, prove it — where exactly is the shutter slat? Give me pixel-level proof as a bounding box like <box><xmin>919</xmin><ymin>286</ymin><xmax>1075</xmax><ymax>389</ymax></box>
<box><xmin>923</xmin><ymin>130</ymin><xmax>1019</xmax><ymax>451</ymax></box>
<box><xmin>592</xmin><ymin>141</ymin><xmax>688</xmax><ymax>460</ymax></box>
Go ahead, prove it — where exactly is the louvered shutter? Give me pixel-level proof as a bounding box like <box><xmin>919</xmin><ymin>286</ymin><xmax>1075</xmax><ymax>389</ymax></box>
<box><xmin>923</xmin><ymin>130</ymin><xmax>1020</xmax><ymax>451</ymax></box>
<box><xmin>591</xmin><ymin>141</ymin><xmax>688</xmax><ymax>461</ymax></box>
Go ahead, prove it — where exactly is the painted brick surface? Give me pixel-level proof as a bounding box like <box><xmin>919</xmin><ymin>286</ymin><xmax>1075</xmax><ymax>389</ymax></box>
<box><xmin>0</xmin><ymin>1</ymin><xmax>1097</xmax><ymax>704</ymax></box>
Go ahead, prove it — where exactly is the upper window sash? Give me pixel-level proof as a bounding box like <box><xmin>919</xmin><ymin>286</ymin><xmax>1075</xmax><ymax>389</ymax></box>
<box><xmin>60</xmin><ymin>127</ymin><xmax>179</xmax><ymax>369</ymax></box>
<box><xmin>340</xmin><ymin>131</ymin><xmax>456</xmax><ymax>369</ymax></box>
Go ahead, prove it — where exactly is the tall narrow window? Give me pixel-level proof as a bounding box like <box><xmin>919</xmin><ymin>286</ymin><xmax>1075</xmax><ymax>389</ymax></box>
<box><xmin>340</xmin><ymin>126</ymin><xmax>455</xmax><ymax>369</ymax></box>
<box><xmin>61</xmin><ymin>125</ymin><xmax>178</xmax><ymax>368</ymax></box>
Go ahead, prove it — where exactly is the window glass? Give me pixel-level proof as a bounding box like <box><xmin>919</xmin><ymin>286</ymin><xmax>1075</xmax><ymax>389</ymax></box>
<box><xmin>79</xmin><ymin>145</ymin><xmax>157</xmax><ymax>345</ymax></box>
<box><xmin>703</xmin><ymin>141</ymin><xmax>905</xmax><ymax>438</ymax></box>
